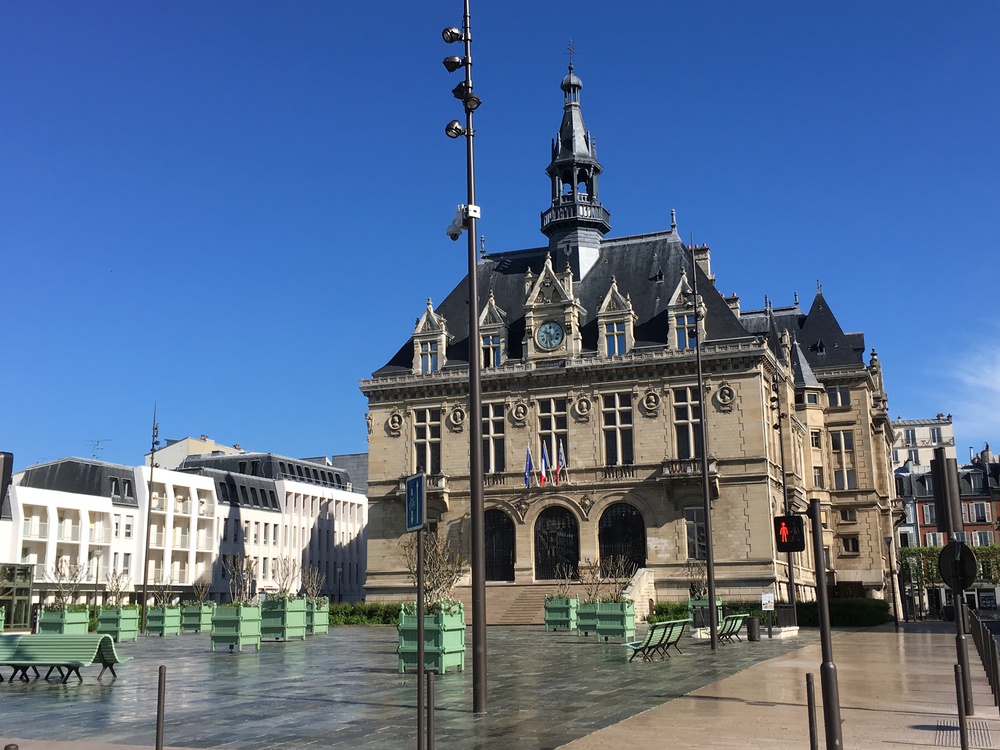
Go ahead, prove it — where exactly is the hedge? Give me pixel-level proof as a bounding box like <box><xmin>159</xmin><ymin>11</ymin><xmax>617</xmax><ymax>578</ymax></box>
<box><xmin>795</xmin><ymin>598</ymin><xmax>890</xmax><ymax>627</ymax></box>
<box><xmin>327</xmin><ymin>602</ymin><xmax>402</xmax><ymax>626</ymax></box>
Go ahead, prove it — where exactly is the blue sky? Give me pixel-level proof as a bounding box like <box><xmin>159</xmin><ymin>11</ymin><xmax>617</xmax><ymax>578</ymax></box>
<box><xmin>2</xmin><ymin>2</ymin><xmax>997</xmax><ymax>472</ymax></box>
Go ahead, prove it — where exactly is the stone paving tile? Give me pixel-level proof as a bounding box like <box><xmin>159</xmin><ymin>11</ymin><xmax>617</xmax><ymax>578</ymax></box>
<box><xmin>0</xmin><ymin>626</ymin><xmax>813</xmax><ymax>750</ymax></box>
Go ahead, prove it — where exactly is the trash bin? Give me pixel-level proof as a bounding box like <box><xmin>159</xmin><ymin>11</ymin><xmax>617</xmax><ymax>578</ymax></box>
<box><xmin>747</xmin><ymin>616</ymin><xmax>760</xmax><ymax>642</ymax></box>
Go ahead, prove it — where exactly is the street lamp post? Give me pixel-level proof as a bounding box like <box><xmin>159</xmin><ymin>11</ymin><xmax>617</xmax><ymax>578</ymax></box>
<box><xmin>93</xmin><ymin>549</ymin><xmax>103</xmax><ymax>610</ymax></box>
<box><xmin>771</xmin><ymin>373</ymin><xmax>797</xmax><ymax>619</ymax></box>
<box><xmin>337</xmin><ymin>565</ymin><xmax>344</xmax><ymax>604</ymax></box>
<box><xmin>688</xmin><ymin>244</ymin><xmax>719</xmax><ymax>651</ymax></box>
<box><xmin>442</xmin><ymin>0</ymin><xmax>487</xmax><ymax>714</ymax></box>
<box><xmin>884</xmin><ymin>536</ymin><xmax>899</xmax><ymax>630</ymax></box>
<box><xmin>140</xmin><ymin>407</ymin><xmax>160</xmax><ymax>634</ymax></box>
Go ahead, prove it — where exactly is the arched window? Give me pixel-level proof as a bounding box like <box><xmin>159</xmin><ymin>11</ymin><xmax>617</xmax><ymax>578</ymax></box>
<box><xmin>598</xmin><ymin>502</ymin><xmax>646</xmax><ymax>574</ymax></box>
<box><xmin>534</xmin><ymin>506</ymin><xmax>579</xmax><ymax>580</ymax></box>
<box><xmin>485</xmin><ymin>509</ymin><xmax>515</xmax><ymax>582</ymax></box>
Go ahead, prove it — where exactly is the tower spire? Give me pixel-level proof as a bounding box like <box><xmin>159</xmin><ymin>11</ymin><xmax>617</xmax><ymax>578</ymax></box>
<box><xmin>540</xmin><ymin>61</ymin><xmax>610</xmax><ymax>281</ymax></box>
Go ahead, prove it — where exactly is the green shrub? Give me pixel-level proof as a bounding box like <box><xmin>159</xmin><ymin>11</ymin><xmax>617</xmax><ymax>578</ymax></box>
<box><xmin>327</xmin><ymin>602</ymin><xmax>403</xmax><ymax>627</ymax></box>
<box><xmin>796</xmin><ymin>598</ymin><xmax>890</xmax><ymax>627</ymax></box>
<box><xmin>647</xmin><ymin>601</ymin><xmax>690</xmax><ymax>622</ymax></box>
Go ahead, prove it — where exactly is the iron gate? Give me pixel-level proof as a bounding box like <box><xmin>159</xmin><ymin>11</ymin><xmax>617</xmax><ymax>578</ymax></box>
<box><xmin>485</xmin><ymin>509</ymin><xmax>515</xmax><ymax>581</ymax></box>
<box><xmin>534</xmin><ymin>506</ymin><xmax>579</xmax><ymax>580</ymax></box>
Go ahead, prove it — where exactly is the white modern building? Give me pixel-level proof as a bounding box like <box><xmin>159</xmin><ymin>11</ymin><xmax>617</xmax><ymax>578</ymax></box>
<box><xmin>0</xmin><ymin>445</ymin><xmax>367</xmax><ymax>613</ymax></box>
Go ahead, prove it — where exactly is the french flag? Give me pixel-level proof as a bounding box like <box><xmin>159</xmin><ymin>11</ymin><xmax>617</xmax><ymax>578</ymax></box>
<box><xmin>540</xmin><ymin>443</ymin><xmax>550</xmax><ymax>486</ymax></box>
<box><xmin>524</xmin><ymin>445</ymin><xmax>534</xmax><ymax>488</ymax></box>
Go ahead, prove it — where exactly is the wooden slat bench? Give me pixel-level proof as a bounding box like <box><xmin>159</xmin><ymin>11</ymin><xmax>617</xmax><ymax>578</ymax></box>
<box><xmin>0</xmin><ymin>634</ymin><xmax>132</xmax><ymax>683</ymax></box>
<box><xmin>718</xmin><ymin>613</ymin><xmax>749</xmax><ymax>644</ymax></box>
<box><xmin>625</xmin><ymin>618</ymin><xmax>691</xmax><ymax>662</ymax></box>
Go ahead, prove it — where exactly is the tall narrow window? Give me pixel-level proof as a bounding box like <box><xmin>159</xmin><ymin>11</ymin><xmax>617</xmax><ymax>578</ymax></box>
<box><xmin>604</xmin><ymin>322</ymin><xmax>626</xmax><ymax>356</ymax></box>
<box><xmin>673</xmin><ymin>387</ymin><xmax>702</xmax><ymax>460</ymax></box>
<box><xmin>482</xmin><ymin>403</ymin><xmax>506</xmax><ymax>474</ymax></box>
<box><xmin>826</xmin><ymin>386</ymin><xmax>850</xmax><ymax>408</ymax></box>
<box><xmin>675</xmin><ymin>313</ymin><xmax>696</xmax><ymax>350</ymax></box>
<box><xmin>903</xmin><ymin>428</ymin><xmax>916</xmax><ymax>445</ymax></box>
<box><xmin>481</xmin><ymin>334</ymin><xmax>502</xmax><ymax>369</ymax></box>
<box><xmin>109</xmin><ymin>477</ymin><xmax>121</xmax><ymax>497</ymax></box>
<box><xmin>685</xmin><ymin>507</ymin><xmax>706</xmax><ymax>559</ymax></box>
<box><xmin>810</xmin><ymin>431</ymin><xmax>821</xmax><ymax>449</ymax></box>
<box><xmin>537</xmin><ymin>397</ymin><xmax>569</xmax><ymax>467</ymax></box>
<box><xmin>602</xmin><ymin>393</ymin><xmax>634</xmax><ymax>466</ymax></box>
<box><xmin>831</xmin><ymin>430</ymin><xmax>857</xmax><ymax>490</ymax></box>
<box><xmin>930</xmin><ymin>427</ymin><xmax>942</xmax><ymax>444</ymax></box>
<box><xmin>413</xmin><ymin>408</ymin><xmax>442</xmax><ymax>474</ymax></box>
<box><xmin>420</xmin><ymin>342</ymin><xmax>439</xmax><ymax>374</ymax></box>
<box><xmin>812</xmin><ymin>467</ymin><xmax>824</xmax><ymax>489</ymax></box>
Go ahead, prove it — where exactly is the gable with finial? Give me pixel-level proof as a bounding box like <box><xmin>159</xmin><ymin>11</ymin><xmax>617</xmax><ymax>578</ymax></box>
<box><xmin>479</xmin><ymin>291</ymin><xmax>509</xmax><ymax>369</ymax></box>
<box><xmin>411</xmin><ymin>298</ymin><xmax>449</xmax><ymax>375</ymax></box>
<box><xmin>597</xmin><ymin>276</ymin><xmax>637</xmax><ymax>357</ymax></box>
<box><xmin>523</xmin><ymin>253</ymin><xmax>587</xmax><ymax>360</ymax></box>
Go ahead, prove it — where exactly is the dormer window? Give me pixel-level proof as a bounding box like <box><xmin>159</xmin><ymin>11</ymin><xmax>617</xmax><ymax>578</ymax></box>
<box><xmin>596</xmin><ymin>276</ymin><xmax>635</xmax><ymax>358</ymax></box>
<box><xmin>412</xmin><ymin>298</ymin><xmax>449</xmax><ymax>375</ymax></box>
<box><xmin>479</xmin><ymin>291</ymin><xmax>508</xmax><ymax>369</ymax></box>
<box><xmin>666</xmin><ymin>268</ymin><xmax>704</xmax><ymax>351</ymax></box>
<box><xmin>481</xmin><ymin>334</ymin><xmax>502</xmax><ymax>368</ymax></box>
<box><xmin>675</xmin><ymin>313</ymin><xmax>697</xmax><ymax>350</ymax></box>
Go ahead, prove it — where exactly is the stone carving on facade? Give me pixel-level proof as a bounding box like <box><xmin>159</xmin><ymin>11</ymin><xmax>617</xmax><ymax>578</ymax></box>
<box><xmin>641</xmin><ymin>389</ymin><xmax>661</xmax><ymax>417</ymax></box>
<box><xmin>513</xmin><ymin>497</ymin><xmax>530</xmax><ymax>521</ymax></box>
<box><xmin>365</xmin><ymin>412</ymin><xmax>373</xmax><ymax>440</ymax></box>
<box><xmin>714</xmin><ymin>382</ymin><xmax>735</xmax><ymax>413</ymax></box>
<box><xmin>579</xmin><ymin>494</ymin><xmax>593</xmax><ymax>519</ymax></box>
<box><xmin>510</xmin><ymin>400</ymin><xmax>529</xmax><ymax>426</ymax></box>
<box><xmin>387</xmin><ymin>410</ymin><xmax>404</xmax><ymax>436</ymax></box>
<box><xmin>447</xmin><ymin>406</ymin><xmax>467</xmax><ymax>432</ymax></box>
<box><xmin>572</xmin><ymin>396</ymin><xmax>592</xmax><ymax>422</ymax></box>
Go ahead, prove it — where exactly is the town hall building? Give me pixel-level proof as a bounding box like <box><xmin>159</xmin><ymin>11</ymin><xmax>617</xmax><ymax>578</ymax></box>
<box><xmin>360</xmin><ymin>66</ymin><xmax>898</xmax><ymax>620</ymax></box>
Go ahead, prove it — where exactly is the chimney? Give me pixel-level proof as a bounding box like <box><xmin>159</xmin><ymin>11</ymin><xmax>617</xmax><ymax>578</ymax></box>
<box><xmin>200</xmin><ymin>435</ymin><xmax>209</xmax><ymax>441</ymax></box>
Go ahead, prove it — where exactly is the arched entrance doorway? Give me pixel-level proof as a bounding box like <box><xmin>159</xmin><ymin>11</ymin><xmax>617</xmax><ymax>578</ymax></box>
<box><xmin>598</xmin><ymin>502</ymin><xmax>646</xmax><ymax>574</ymax></box>
<box><xmin>485</xmin><ymin>509</ymin><xmax>515</xmax><ymax>581</ymax></box>
<box><xmin>534</xmin><ymin>506</ymin><xmax>579</xmax><ymax>580</ymax></box>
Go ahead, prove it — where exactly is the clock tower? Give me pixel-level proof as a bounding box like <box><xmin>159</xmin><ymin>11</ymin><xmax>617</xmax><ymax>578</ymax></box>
<box><xmin>522</xmin><ymin>252</ymin><xmax>585</xmax><ymax>361</ymax></box>
<box><xmin>540</xmin><ymin>64</ymin><xmax>611</xmax><ymax>281</ymax></box>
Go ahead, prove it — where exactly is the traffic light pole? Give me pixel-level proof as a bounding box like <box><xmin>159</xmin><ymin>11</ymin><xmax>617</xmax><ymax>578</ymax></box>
<box><xmin>810</xmin><ymin>498</ymin><xmax>843</xmax><ymax>750</ymax></box>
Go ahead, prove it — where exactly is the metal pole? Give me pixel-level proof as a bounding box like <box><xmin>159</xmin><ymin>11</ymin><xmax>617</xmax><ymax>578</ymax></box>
<box><xmin>155</xmin><ymin>665</ymin><xmax>166</xmax><ymax>750</ymax></box>
<box><xmin>427</xmin><ymin>669</ymin><xmax>436</xmax><ymax>750</ymax></box>
<box><xmin>806</xmin><ymin>672</ymin><xmax>819</xmax><ymax>750</ymax></box>
<box><xmin>884</xmin><ymin>537</ymin><xmax>899</xmax><ymax>630</ymax></box>
<box><xmin>459</xmin><ymin>0</ymin><xmax>487</xmax><ymax>715</ymax></box>
<box><xmin>140</xmin><ymin>407</ymin><xmax>159</xmax><ymax>634</ymax></box>
<box><xmin>772</xmin><ymin>373</ymin><xmax>797</xmax><ymax>615</ymax></box>
<box><xmin>417</xmin><ymin>529</ymin><xmax>425</xmax><ymax>750</ymax></box>
<box><xmin>691</xmin><ymin>246</ymin><xmax>719</xmax><ymax>650</ymax></box>
<box><xmin>810</xmin><ymin>498</ymin><xmax>843</xmax><ymax>750</ymax></box>
<box><xmin>956</xmin><ymin>664</ymin><xmax>970</xmax><ymax>750</ymax></box>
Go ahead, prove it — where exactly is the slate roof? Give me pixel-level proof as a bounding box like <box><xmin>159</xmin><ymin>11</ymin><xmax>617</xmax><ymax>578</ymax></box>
<box><xmin>373</xmin><ymin>229</ymin><xmax>753</xmax><ymax>375</ymax></box>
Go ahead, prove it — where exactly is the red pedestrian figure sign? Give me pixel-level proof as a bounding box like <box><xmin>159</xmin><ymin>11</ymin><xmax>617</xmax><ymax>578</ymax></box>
<box><xmin>774</xmin><ymin>514</ymin><xmax>805</xmax><ymax>552</ymax></box>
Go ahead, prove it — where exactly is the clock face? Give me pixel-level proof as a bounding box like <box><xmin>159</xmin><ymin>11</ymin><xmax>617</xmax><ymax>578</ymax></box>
<box><xmin>537</xmin><ymin>320</ymin><xmax>564</xmax><ymax>350</ymax></box>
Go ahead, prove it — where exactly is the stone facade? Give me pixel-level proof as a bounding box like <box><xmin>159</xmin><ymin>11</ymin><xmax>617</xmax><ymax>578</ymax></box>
<box><xmin>360</xmin><ymin>67</ymin><xmax>899</xmax><ymax>608</ymax></box>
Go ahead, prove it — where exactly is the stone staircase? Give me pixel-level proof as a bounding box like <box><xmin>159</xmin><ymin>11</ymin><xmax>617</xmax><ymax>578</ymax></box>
<box><xmin>452</xmin><ymin>583</ymin><xmax>579</xmax><ymax>625</ymax></box>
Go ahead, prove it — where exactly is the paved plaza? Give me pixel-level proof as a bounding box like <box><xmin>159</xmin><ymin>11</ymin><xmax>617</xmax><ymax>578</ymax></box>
<box><xmin>1</xmin><ymin>622</ymin><xmax>998</xmax><ymax>749</ymax></box>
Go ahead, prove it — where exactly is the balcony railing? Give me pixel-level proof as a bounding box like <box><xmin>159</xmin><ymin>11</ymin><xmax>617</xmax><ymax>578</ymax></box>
<box><xmin>22</xmin><ymin>521</ymin><xmax>48</xmax><ymax>539</ymax></box>
<box><xmin>196</xmin><ymin>535</ymin><xmax>214</xmax><ymax>551</ymax></box>
<box><xmin>151</xmin><ymin>495</ymin><xmax>168</xmax><ymax>512</ymax></box>
<box><xmin>174</xmin><ymin>532</ymin><xmax>191</xmax><ymax>549</ymax></box>
<box><xmin>56</xmin><ymin>525</ymin><xmax>81</xmax><ymax>542</ymax></box>
<box><xmin>175</xmin><ymin>501</ymin><xmax>192</xmax><ymax>515</ymax></box>
<box><xmin>149</xmin><ymin>531</ymin><xmax>166</xmax><ymax>547</ymax></box>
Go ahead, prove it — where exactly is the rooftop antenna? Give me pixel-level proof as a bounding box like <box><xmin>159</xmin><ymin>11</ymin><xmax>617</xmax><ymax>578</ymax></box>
<box><xmin>87</xmin><ymin>439</ymin><xmax>110</xmax><ymax>460</ymax></box>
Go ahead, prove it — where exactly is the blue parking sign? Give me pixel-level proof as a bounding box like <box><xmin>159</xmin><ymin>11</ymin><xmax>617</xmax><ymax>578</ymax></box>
<box><xmin>405</xmin><ymin>473</ymin><xmax>425</xmax><ymax>532</ymax></box>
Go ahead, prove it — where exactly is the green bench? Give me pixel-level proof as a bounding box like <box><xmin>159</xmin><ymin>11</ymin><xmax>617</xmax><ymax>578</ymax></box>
<box><xmin>625</xmin><ymin>618</ymin><xmax>690</xmax><ymax>662</ymax></box>
<box><xmin>719</xmin><ymin>613</ymin><xmax>749</xmax><ymax>644</ymax></box>
<box><xmin>0</xmin><ymin>634</ymin><xmax>132</xmax><ymax>683</ymax></box>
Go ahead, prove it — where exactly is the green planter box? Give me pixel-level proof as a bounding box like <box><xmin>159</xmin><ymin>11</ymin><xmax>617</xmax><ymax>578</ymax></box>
<box><xmin>182</xmin><ymin>603</ymin><xmax>215</xmax><ymax>633</ymax></box>
<box><xmin>211</xmin><ymin>604</ymin><xmax>262</xmax><ymax>652</ymax></box>
<box><xmin>687</xmin><ymin>598</ymin><xmax>724</xmax><ymax>630</ymax></box>
<box><xmin>397</xmin><ymin>602</ymin><xmax>465</xmax><ymax>674</ymax></box>
<box><xmin>577</xmin><ymin>602</ymin><xmax>598</xmax><ymax>636</ymax></box>
<box><xmin>594</xmin><ymin>600</ymin><xmax>636</xmax><ymax>642</ymax></box>
<box><xmin>544</xmin><ymin>597</ymin><xmax>579</xmax><ymax>631</ymax></box>
<box><xmin>146</xmin><ymin>606</ymin><xmax>182</xmax><ymax>637</ymax></box>
<box><xmin>306</xmin><ymin>598</ymin><xmax>329</xmax><ymax>635</ymax></box>
<box><xmin>97</xmin><ymin>606</ymin><xmax>140</xmax><ymax>642</ymax></box>
<box><xmin>0</xmin><ymin>605</ymin><xmax>5</xmax><ymax>634</ymax></box>
<box><xmin>261</xmin><ymin>597</ymin><xmax>307</xmax><ymax>641</ymax></box>
<box><xmin>38</xmin><ymin>607</ymin><xmax>90</xmax><ymax>635</ymax></box>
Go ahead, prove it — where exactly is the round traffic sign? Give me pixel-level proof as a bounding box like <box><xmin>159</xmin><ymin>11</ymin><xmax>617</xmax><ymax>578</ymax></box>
<box><xmin>938</xmin><ymin>542</ymin><xmax>978</xmax><ymax>591</ymax></box>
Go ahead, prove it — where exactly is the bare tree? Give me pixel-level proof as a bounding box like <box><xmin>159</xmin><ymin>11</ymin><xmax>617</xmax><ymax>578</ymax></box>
<box><xmin>301</xmin><ymin>565</ymin><xmax>327</xmax><ymax>599</ymax></box>
<box><xmin>222</xmin><ymin>554</ymin><xmax>258</xmax><ymax>604</ymax></box>
<box><xmin>104</xmin><ymin>571</ymin><xmax>132</xmax><ymax>607</ymax></box>
<box><xmin>578</xmin><ymin>559</ymin><xmax>605</xmax><ymax>603</ymax></box>
<box><xmin>553</xmin><ymin>562</ymin><xmax>576</xmax><ymax>599</ymax></box>
<box><xmin>685</xmin><ymin>560</ymin><xmax>708</xmax><ymax>599</ymax></box>
<box><xmin>272</xmin><ymin>556</ymin><xmax>300</xmax><ymax>598</ymax></box>
<box><xmin>400</xmin><ymin>528</ymin><xmax>468</xmax><ymax>609</ymax></box>
<box><xmin>601</xmin><ymin>556</ymin><xmax>636</xmax><ymax>603</ymax></box>
<box><xmin>191</xmin><ymin>579</ymin><xmax>211</xmax><ymax>604</ymax></box>
<box><xmin>45</xmin><ymin>559</ymin><xmax>87</xmax><ymax>608</ymax></box>
<box><xmin>151</xmin><ymin>576</ymin><xmax>175</xmax><ymax>607</ymax></box>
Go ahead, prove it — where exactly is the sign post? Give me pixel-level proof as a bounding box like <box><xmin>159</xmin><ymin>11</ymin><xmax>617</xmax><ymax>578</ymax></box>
<box><xmin>405</xmin><ymin>474</ymin><xmax>427</xmax><ymax>750</ymax></box>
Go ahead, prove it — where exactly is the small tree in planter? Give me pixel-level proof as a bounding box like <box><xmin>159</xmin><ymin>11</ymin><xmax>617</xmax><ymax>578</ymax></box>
<box><xmin>96</xmin><ymin>571</ymin><xmax>139</xmax><ymax>642</ymax></box>
<box><xmin>685</xmin><ymin>559</ymin><xmax>721</xmax><ymax>629</ymax></box>
<box><xmin>40</xmin><ymin>561</ymin><xmax>89</xmax><ymax>634</ymax></box>
<box><xmin>593</xmin><ymin>556</ymin><xmax>636</xmax><ymax>642</ymax></box>
<box><xmin>544</xmin><ymin>562</ymin><xmax>579</xmax><ymax>631</ymax></box>
<box><xmin>397</xmin><ymin>529</ymin><xmax>468</xmax><ymax>674</ymax></box>
<box><xmin>146</xmin><ymin>577</ymin><xmax>181</xmax><ymax>636</ymax></box>
<box><xmin>576</xmin><ymin>559</ymin><xmax>605</xmax><ymax>636</ymax></box>
<box><xmin>302</xmin><ymin>565</ymin><xmax>329</xmax><ymax>635</ymax></box>
<box><xmin>261</xmin><ymin>557</ymin><xmax>306</xmax><ymax>641</ymax></box>
<box><xmin>182</xmin><ymin>580</ymin><xmax>215</xmax><ymax>633</ymax></box>
<box><xmin>211</xmin><ymin>555</ymin><xmax>262</xmax><ymax>652</ymax></box>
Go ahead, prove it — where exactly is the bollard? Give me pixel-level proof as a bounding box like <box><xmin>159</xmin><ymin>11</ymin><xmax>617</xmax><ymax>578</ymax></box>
<box><xmin>806</xmin><ymin>673</ymin><xmax>818</xmax><ymax>750</ymax></box>
<box><xmin>747</xmin><ymin>617</ymin><xmax>760</xmax><ymax>642</ymax></box>
<box><xmin>156</xmin><ymin>665</ymin><xmax>166</xmax><ymax>750</ymax></box>
<box><xmin>426</xmin><ymin>670</ymin><xmax>435</xmax><ymax>750</ymax></box>
<box><xmin>6</xmin><ymin>744</ymin><xmax>20</xmax><ymax>750</ymax></box>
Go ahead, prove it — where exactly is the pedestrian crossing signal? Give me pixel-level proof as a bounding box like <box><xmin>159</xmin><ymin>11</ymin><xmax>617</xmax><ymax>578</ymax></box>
<box><xmin>774</xmin><ymin>515</ymin><xmax>805</xmax><ymax>553</ymax></box>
